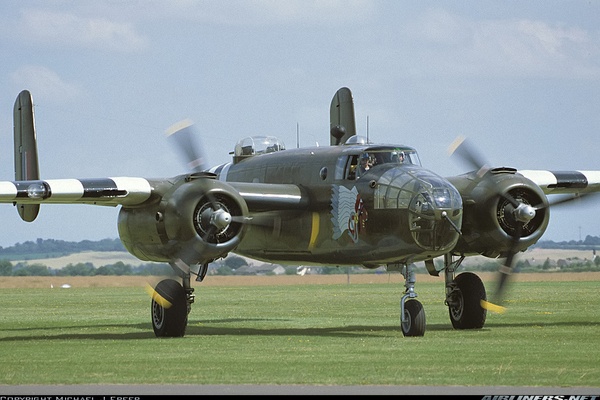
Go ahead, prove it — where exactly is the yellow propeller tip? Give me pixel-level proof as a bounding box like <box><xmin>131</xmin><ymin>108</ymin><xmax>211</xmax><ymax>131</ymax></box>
<box><xmin>448</xmin><ymin>135</ymin><xmax>466</xmax><ymax>155</ymax></box>
<box><xmin>165</xmin><ymin>118</ymin><xmax>194</xmax><ymax>136</ymax></box>
<box><xmin>481</xmin><ymin>300</ymin><xmax>506</xmax><ymax>314</ymax></box>
<box><xmin>145</xmin><ymin>283</ymin><xmax>173</xmax><ymax>309</ymax></box>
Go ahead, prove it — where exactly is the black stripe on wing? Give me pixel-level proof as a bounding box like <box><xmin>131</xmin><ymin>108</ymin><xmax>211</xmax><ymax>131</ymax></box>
<box><xmin>548</xmin><ymin>171</ymin><xmax>588</xmax><ymax>189</ymax></box>
<box><xmin>80</xmin><ymin>179</ymin><xmax>127</xmax><ymax>198</ymax></box>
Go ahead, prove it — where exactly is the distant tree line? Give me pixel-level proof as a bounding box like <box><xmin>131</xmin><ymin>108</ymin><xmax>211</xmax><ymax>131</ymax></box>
<box><xmin>534</xmin><ymin>235</ymin><xmax>600</xmax><ymax>250</ymax></box>
<box><xmin>457</xmin><ymin>256</ymin><xmax>600</xmax><ymax>274</ymax></box>
<box><xmin>0</xmin><ymin>259</ymin><xmax>173</xmax><ymax>277</ymax></box>
<box><xmin>1</xmin><ymin>235</ymin><xmax>598</xmax><ymax>257</ymax></box>
<box><xmin>0</xmin><ymin>238</ymin><xmax>125</xmax><ymax>260</ymax></box>
<box><xmin>0</xmin><ymin>237</ymin><xmax>599</xmax><ymax>277</ymax></box>
<box><xmin>0</xmin><ymin>254</ymin><xmax>363</xmax><ymax>277</ymax></box>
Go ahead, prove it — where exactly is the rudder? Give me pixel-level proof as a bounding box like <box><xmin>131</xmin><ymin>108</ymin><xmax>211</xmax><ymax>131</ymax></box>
<box><xmin>329</xmin><ymin>87</ymin><xmax>356</xmax><ymax>145</ymax></box>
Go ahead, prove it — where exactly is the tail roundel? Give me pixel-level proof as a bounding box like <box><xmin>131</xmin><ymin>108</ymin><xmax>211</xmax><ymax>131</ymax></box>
<box><xmin>13</xmin><ymin>89</ymin><xmax>41</xmax><ymax>222</ymax></box>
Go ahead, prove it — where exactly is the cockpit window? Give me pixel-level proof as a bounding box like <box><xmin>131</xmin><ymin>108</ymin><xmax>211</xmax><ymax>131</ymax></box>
<box><xmin>336</xmin><ymin>148</ymin><xmax>421</xmax><ymax>181</ymax></box>
<box><xmin>362</xmin><ymin>149</ymin><xmax>420</xmax><ymax>167</ymax></box>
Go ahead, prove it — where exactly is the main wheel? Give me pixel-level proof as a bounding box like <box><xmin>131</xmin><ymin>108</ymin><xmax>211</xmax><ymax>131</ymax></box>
<box><xmin>151</xmin><ymin>278</ymin><xmax>188</xmax><ymax>337</ymax></box>
<box><xmin>401</xmin><ymin>299</ymin><xmax>426</xmax><ymax>337</ymax></box>
<box><xmin>448</xmin><ymin>272</ymin><xmax>487</xmax><ymax>329</ymax></box>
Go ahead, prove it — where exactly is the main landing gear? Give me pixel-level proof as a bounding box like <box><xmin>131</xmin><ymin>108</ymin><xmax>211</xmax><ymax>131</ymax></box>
<box><xmin>397</xmin><ymin>254</ymin><xmax>487</xmax><ymax>337</ymax></box>
<box><xmin>150</xmin><ymin>256</ymin><xmax>487</xmax><ymax>338</ymax></box>
<box><xmin>443</xmin><ymin>254</ymin><xmax>487</xmax><ymax>330</ymax></box>
<box><xmin>150</xmin><ymin>261</ymin><xmax>209</xmax><ymax>337</ymax></box>
<box><xmin>151</xmin><ymin>278</ymin><xmax>189</xmax><ymax>337</ymax></box>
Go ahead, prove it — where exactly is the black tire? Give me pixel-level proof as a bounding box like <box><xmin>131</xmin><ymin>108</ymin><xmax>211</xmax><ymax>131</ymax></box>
<box><xmin>401</xmin><ymin>299</ymin><xmax>426</xmax><ymax>337</ymax></box>
<box><xmin>448</xmin><ymin>272</ymin><xmax>487</xmax><ymax>329</ymax></box>
<box><xmin>151</xmin><ymin>279</ymin><xmax>188</xmax><ymax>337</ymax></box>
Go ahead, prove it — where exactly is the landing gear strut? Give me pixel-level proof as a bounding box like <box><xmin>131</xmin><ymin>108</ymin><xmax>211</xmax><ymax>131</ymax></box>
<box><xmin>399</xmin><ymin>263</ymin><xmax>425</xmax><ymax>336</ymax></box>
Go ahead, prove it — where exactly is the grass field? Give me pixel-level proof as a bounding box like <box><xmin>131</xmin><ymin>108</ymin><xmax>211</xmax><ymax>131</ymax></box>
<box><xmin>1</xmin><ymin>273</ymin><xmax>599</xmax><ymax>387</ymax></box>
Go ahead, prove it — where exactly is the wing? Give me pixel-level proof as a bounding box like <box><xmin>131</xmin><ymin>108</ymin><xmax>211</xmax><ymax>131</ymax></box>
<box><xmin>0</xmin><ymin>177</ymin><xmax>153</xmax><ymax>207</ymax></box>
<box><xmin>5</xmin><ymin>90</ymin><xmax>154</xmax><ymax>217</ymax></box>
<box><xmin>518</xmin><ymin>170</ymin><xmax>600</xmax><ymax>195</ymax></box>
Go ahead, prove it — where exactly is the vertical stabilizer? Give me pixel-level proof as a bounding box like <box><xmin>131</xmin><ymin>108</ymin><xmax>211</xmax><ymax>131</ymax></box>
<box><xmin>13</xmin><ymin>89</ymin><xmax>40</xmax><ymax>222</ymax></box>
<box><xmin>329</xmin><ymin>87</ymin><xmax>356</xmax><ymax>145</ymax></box>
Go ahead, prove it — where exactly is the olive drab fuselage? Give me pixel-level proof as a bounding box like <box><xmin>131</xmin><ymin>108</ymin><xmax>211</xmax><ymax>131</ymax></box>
<box><xmin>213</xmin><ymin>143</ymin><xmax>464</xmax><ymax>268</ymax></box>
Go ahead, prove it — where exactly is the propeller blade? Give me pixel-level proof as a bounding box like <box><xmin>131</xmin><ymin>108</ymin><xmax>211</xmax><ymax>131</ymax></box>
<box><xmin>451</xmin><ymin>136</ymin><xmax>528</xmax><ymax>313</ymax></box>
<box><xmin>145</xmin><ymin>282</ymin><xmax>173</xmax><ymax>308</ymax></box>
<box><xmin>448</xmin><ymin>135</ymin><xmax>490</xmax><ymax>177</ymax></box>
<box><xmin>165</xmin><ymin>119</ymin><xmax>208</xmax><ymax>173</ymax></box>
<box><xmin>537</xmin><ymin>192</ymin><xmax>600</xmax><ymax>210</ymax></box>
<box><xmin>450</xmin><ymin>136</ymin><xmax>522</xmax><ymax>209</ymax></box>
<box><xmin>481</xmin><ymin>218</ymin><xmax>523</xmax><ymax>314</ymax></box>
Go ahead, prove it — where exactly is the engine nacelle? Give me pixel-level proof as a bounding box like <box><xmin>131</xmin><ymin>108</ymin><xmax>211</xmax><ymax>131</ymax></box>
<box><xmin>117</xmin><ymin>173</ymin><xmax>248</xmax><ymax>265</ymax></box>
<box><xmin>448</xmin><ymin>168</ymin><xmax>550</xmax><ymax>258</ymax></box>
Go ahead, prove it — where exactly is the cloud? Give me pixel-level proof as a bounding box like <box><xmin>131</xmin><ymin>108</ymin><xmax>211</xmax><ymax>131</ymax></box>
<box><xmin>403</xmin><ymin>8</ymin><xmax>600</xmax><ymax>79</ymax></box>
<box><xmin>19</xmin><ymin>8</ymin><xmax>147</xmax><ymax>52</ymax></box>
<box><xmin>157</xmin><ymin>0</ymin><xmax>374</xmax><ymax>26</ymax></box>
<box><xmin>11</xmin><ymin>65</ymin><xmax>81</xmax><ymax>102</ymax></box>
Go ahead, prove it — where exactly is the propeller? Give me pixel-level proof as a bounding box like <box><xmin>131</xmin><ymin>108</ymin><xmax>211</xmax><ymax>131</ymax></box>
<box><xmin>449</xmin><ymin>136</ymin><xmax>597</xmax><ymax>313</ymax></box>
<box><xmin>165</xmin><ymin>119</ymin><xmax>208</xmax><ymax>173</ymax></box>
<box><xmin>166</xmin><ymin>120</ymin><xmax>247</xmax><ymax>239</ymax></box>
<box><xmin>165</xmin><ymin>119</ymin><xmax>302</xmax><ymax>229</ymax></box>
<box><xmin>449</xmin><ymin>136</ymin><xmax>524</xmax><ymax>312</ymax></box>
<box><xmin>448</xmin><ymin>135</ymin><xmax>491</xmax><ymax>178</ymax></box>
<box><xmin>163</xmin><ymin>119</ymin><xmax>297</xmax><ymax>278</ymax></box>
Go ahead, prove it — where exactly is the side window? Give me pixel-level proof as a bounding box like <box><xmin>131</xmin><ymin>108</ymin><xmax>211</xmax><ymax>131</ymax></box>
<box><xmin>335</xmin><ymin>156</ymin><xmax>347</xmax><ymax>180</ymax></box>
<box><xmin>346</xmin><ymin>155</ymin><xmax>359</xmax><ymax>180</ymax></box>
<box><xmin>335</xmin><ymin>155</ymin><xmax>359</xmax><ymax>180</ymax></box>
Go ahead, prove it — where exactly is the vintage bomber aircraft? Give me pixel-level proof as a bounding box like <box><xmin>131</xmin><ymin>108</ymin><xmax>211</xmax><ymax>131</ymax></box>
<box><xmin>3</xmin><ymin>87</ymin><xmax>600</xmax><ymax>337</ymax></box>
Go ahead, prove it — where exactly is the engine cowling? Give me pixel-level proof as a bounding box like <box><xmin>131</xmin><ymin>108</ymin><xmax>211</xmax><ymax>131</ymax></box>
<box><xmin>117</xmin><ymin>173</ymin><xmax>249</xmax><ymax>265</ymax></box>
<box><xmin>448</xmin><ymin>168</ymin><xmax>550</xmax><ymax>258</ymax></box>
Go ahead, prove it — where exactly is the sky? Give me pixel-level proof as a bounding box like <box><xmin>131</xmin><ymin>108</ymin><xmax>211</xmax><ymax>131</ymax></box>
<box><xmin>0</xmin><ymin>1</ymin><xmax>599</xmax><ymax>248</ymax></box>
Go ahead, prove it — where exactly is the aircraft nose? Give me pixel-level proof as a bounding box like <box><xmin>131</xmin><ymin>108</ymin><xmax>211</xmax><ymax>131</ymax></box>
<box><xmin>408</xmin><ymin>184</ymin><xmax>462</xmax><ymax>251</ymax></box>
<box><xmin>375</xmin><ymin>167</ymin><xmax>463</xmax><ymax>252</ymax></box>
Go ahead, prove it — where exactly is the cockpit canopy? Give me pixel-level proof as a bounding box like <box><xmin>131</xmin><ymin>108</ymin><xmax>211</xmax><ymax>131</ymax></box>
<box><xmin>360</xmin><ymin>148</ymin><xmax>421</xmax><ymax>167</ymax></box>
<box><xmin>335</xmin><ymin>146</ymin><xmax>422</xmax><ymax>181</ymax></box>
<box><xmin>233</xmin><ymin>136</ymin><xmax>286</xmax><ymax>163</ymax></box>
<box><xmin>344</xmin><ymin>135</ymin><xmax>369</xmax><ymax>145</ymax></box>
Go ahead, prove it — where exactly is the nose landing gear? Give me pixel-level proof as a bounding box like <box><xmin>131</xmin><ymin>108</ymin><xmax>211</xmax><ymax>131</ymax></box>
<box><xmin>399</xmin><ymin>263</ymin><xmax>425</xmax><ymax>336</ymax></box>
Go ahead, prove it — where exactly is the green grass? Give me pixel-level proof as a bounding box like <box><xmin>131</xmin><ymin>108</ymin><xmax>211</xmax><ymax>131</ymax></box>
<box><xmin>1</xmin><ymin>280</ymin><xmax>599</xmax><ymax>387</ymax></box>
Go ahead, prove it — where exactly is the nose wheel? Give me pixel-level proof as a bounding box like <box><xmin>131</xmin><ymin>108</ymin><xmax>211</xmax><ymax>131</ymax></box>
<box><xmin>401</xmin><ymin>298</ymin><xmax>425</xmax><ymax>336</ymax></box>
<box><xmin>399</xmin><ymin>263</ymin><xmax>426</xmax><ymax>336</ymax></box>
